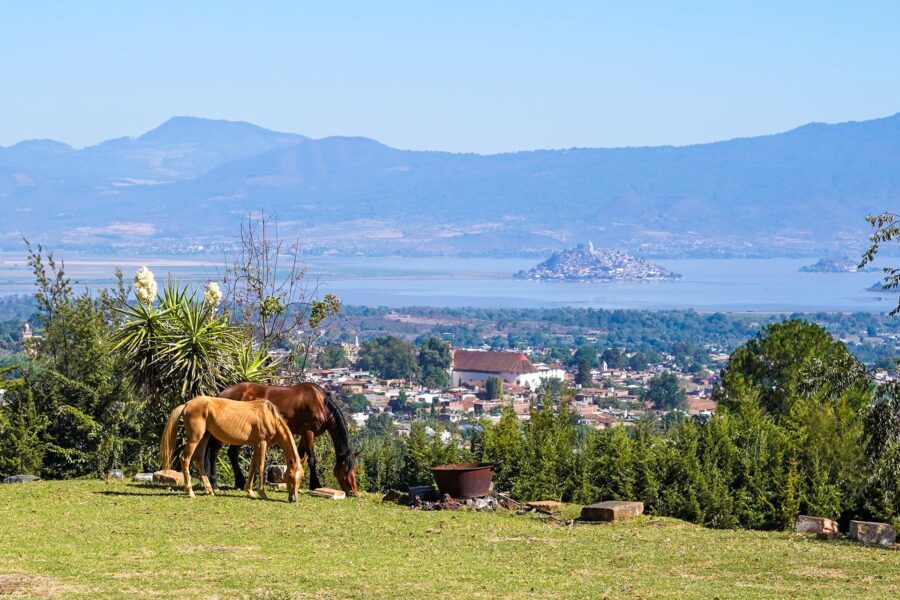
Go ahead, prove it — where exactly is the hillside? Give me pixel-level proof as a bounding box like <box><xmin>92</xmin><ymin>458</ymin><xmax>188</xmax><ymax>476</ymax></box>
<box><xmin>0</xmin><ymin>481</ymin><xmax>897</xmax><ymax>599</ymax></box>
<box><xmin>2</xmin><ymin>114</ymin><xmax>900</xmax><ymax>256</ymax></box>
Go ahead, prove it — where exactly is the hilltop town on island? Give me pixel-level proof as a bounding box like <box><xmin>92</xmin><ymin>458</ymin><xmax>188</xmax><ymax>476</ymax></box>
<box><xmin>515</xmin><ymin>242</ymin><xmax>681</xmax><ymax>282</ymax></box>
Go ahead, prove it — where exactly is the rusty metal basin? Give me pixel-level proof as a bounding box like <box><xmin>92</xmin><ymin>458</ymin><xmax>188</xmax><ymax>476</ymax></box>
<box><xmin>431</xmin><ymin>463</ymin><xmax>494</xmax><ymax>499</ymax></box>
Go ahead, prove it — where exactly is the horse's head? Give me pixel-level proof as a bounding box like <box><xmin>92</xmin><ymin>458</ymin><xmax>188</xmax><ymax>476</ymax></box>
<box><xmin>285</xmin><ymin>457</ymin><xmax>303</xmax><ymax>503</ymax></box>
<box><xmin>334</xmin><ymin>450</ymin><xmax>362</xmax><ymax>497</ymax></box>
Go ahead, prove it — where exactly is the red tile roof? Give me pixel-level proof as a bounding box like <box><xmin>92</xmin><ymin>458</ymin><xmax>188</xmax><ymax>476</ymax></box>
<box><xmin>453</xmin><ymin>350</ymin><xmax>538</xmax><ymax>374</ymax></box>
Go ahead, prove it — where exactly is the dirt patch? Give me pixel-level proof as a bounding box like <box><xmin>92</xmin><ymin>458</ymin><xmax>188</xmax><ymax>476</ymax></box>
<box><xmin>177</xmin><ymin>544</ymin><xmax>259</xmax><ymax>554</ymax></box>
<box><xmin>486</xmin><ymin>535</ymin><xmax>553</xmax><ymax>544</ymax></box>
<box><xmin>0</xmin><ymin>573</ymin><xmax>75</xmax><ymax>597</ymax></box>
<box><xmin>793</xmin><ymin>567</ymin><xmax>847</xmax><ymax>580</ymax></box>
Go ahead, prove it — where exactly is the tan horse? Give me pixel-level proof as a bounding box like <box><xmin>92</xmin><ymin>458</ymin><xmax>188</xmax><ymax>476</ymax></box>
<box><xmin>160</xmin><ymin>396</ymin><xmax>304</xmax><ymax>502</ymax></box>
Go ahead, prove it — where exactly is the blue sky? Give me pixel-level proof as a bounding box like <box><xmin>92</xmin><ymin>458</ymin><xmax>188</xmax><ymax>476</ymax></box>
<box><xmin>2</xmin><ymin>1</ymin><xmax>899</xmax><ymax>153</ymax></box>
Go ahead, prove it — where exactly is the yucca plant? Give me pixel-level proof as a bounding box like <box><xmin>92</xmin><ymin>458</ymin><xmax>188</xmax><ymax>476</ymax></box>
<box><xmin>111</xmin><ymin>278</ymin><xmax>243</xmax><ymax>403</ymax></box>
<box><xmin>229</xmin><ymin>342</ymin><xmax>279</xmax><ymax>385</ymax></box>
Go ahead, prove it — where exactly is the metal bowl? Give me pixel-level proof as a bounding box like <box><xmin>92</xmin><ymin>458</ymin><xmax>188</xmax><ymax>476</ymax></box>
<box><xmin>430</xmin><ymin>462</ymin><xmax>495</xmax><ymax>499</ymax></box>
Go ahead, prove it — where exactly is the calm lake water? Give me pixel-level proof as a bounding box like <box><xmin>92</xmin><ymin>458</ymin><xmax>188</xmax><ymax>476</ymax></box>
<box><xmin>0</xmin><ymin>254</ymin><xmax>894</xmax><ymax>313</ymax></box>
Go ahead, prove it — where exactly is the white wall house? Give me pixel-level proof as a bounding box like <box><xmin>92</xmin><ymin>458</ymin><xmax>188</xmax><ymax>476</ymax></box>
<box><xmin>451</xmin><ymin>350</ymin><xmax>548</xmax><ymax>389</ymax></box>
<box><xmin>534</xmin><ymin>362</ymin><xmax>567</xmax><ymax>382</ymax></box>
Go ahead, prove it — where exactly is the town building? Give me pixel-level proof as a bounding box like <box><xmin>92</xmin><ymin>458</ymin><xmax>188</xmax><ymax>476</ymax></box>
<box><xmin>451</xmin><ymin>349</ymin><xmax>551</xmax><ymax>389</ymax></box>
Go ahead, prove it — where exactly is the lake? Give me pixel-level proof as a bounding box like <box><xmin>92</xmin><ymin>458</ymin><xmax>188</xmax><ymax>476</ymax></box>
<box><xmin>0</xmin><ymin>254</ymin><xmax>894</xmax><ymax>313</ymax></box>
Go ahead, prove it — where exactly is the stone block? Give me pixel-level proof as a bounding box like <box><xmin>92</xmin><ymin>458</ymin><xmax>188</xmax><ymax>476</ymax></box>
<box><xmin>817</xmin><ymin>531</ymin><xmax>839</xmax><ymax>541</ymax></box>
<box><xmin>133</xmin><ymin>472</ymin><xmax>154</xmax><ymax>482</ymax></box>
<box><xmin>581</xmin><ymin>500</ymin><xmax>644</xmax><ymax>522</ymax></box>
<box><xmin>311</xmin><ymin>487</ymin><xmax>346</xmax><ymax>500</ymax></box>
<box><xmin>527</xmin><ymin>500</ymin><xmax>563</xmax><ymax>513</ymax></box>
<box><xmin>107</xmin><ymin>469</ymin><xmax>124</xmax><ymax>481</ymax></box>
<box><xmin>795</xmin><ymin>515</ymin><xmax>838</xmax><ymax>534</ymax></box>
<box><xmin>153</xmin><ymin>470</ymin><xmax>186</xmax><ymax>486</ymax></box>
<box><xmin>382</xmin><ymin>489</ymin><xmax>407</xmax><ymax>504</ymax></box>
<box><xmin>849</xmin><ymin>521</ymin><xmax>896</xmax><ymax>548</ymax></box>
<box><xmin>2</xmin><ymin>475</ymin><xmax>40</xmax><ymax>484</ymax></box>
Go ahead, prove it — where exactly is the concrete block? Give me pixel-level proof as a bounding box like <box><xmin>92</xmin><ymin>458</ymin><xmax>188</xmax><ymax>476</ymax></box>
<box><xmin>527</xmin><ymin>500</ymin><xmax>564</xmax><ymax>513</ymax></box>
<box><xmin>153</xmin><ymin>470</ymin><xmax>185</xmax><ymax>486</ymax></box>
<box><xmin>581</xmin><ymin>500</ymin><xmax>644</xmax><ymax>522</ymax></box>
<box><xmin>849</xmin><ymin>521</ymin><xmax>896</xmax><ymax>548</ymax></box>
<box><xmin>795</xmin><ymin>515</ymin><xmax>838</xmax><ymax>534</ymax></box>
<box><xmin>311</xmin><ymin>487</ymin><xmax>346</xmax><ymax>500</ymax></box>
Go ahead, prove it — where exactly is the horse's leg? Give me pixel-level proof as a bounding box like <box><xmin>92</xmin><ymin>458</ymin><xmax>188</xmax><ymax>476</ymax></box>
<box><xmin>257</xmin><ymin>440</ymin><xmax>268</xmax><ymax>500</ymax></box>
<box><xmin>228</xmin><ymin>444</ymin><xmax>246</xmax><ymax>490</ymax></box>
<box><xmin>303</xmin><ymin>430</ymin><xmax>321</xmax><ymax>490</ymax></box>
<box><xmin>205</xmin><ymin>435</ymin><xmax>223</xmax><ymax>491</ymax></box>
<box><xmin>194</xmin><ymin>435</ymin><xmax>214</xmax><ymax>495</ymax></box>
<box><xmin>181</xmin><ymin>437</ymin><xmax>202</xmax><ymax>498</ymax></box>
<box><xmin>245</xmin><ymin>446</ymin><xmax>260</xmax><ymax>498</ymax></box>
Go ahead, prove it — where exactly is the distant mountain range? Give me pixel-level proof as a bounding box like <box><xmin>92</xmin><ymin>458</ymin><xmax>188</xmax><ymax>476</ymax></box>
<box><xmin>2</xmin><ymin>113</ymin><xmax>898</xmax><ymax>257</ymax></box>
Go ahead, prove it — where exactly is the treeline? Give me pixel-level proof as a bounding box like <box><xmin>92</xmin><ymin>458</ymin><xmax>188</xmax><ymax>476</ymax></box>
<box><xmin>351</xmin><ymin>320</ymin><xmax>899</xmax><ymax>529</ymax></box>
<box><xmin>340</xmin><ymin>306</ymin><xmax>899</xmax><ymax>371</ymax></box>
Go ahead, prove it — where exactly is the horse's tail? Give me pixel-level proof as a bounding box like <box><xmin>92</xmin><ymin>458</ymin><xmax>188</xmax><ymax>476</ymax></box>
<box><xmin>160</xmin><ymin>403</ymin><xmax>187</xmax><ymax>470</ymax></box>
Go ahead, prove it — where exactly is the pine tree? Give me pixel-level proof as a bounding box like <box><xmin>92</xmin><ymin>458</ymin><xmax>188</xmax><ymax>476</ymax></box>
<box><xmin>402</xmin><ymin>421</ymin><xmax>433</xmax><ymax>488</ymax></box>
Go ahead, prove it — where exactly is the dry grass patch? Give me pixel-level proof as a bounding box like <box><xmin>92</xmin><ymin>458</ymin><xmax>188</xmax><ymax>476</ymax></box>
<box><xmin>0</xmin><ymin>574</ymin><xmax>77</xmax><ymax>597</ymax></box>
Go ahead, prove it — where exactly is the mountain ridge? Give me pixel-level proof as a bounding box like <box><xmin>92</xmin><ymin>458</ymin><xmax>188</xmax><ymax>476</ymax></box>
<box><xmin>1</xmin><ymin>113</ymin><xmax>898</xmax><ymax>257</ymax></box>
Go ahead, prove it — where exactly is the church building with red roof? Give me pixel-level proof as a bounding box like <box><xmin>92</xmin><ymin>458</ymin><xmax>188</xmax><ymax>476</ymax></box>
<box><xmin>451</xmin><ymin>349</ymin><xmax>551</xmax><ymax>389</ymax></box>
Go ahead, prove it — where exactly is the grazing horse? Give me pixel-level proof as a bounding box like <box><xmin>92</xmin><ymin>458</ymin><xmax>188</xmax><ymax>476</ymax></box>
<box><xmin>206</xmin><ymin>382</ymin><xmax>360</xmax><ymax>496</ymax></box>
<box><xmin>160</xmin><ymin>396</ymin><xmax>303</xmax><ymax>502</ymax></box>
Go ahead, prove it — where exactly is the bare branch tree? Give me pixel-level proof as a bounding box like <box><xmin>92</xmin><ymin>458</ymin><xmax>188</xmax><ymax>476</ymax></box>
<box><xmin>222</xmin><ymin>212</ymin><xmax>342</xmax><ymax>379</ymax></box>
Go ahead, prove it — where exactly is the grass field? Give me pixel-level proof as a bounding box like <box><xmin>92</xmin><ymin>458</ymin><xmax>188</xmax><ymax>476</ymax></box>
<box><xmin>0</xmin><ymin>481</ymin><xmax>897</xmax><ymax>599</ymax></box>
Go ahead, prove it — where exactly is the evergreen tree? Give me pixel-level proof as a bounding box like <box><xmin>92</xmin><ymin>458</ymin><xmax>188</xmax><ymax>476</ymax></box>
<box><xmin>575</xmin><ymin>357</ymin><xmax>593</xmax><ymax>387</ymax></box>
<box><xmin>401</xmin><ymin>421</ymin><xmax>433</xmax><ymax>488</ymax></box>
<box><xmin>0</xmin><ymin>379</ymin><xmax>46</xmax><ymax>476</ymax></box>
<box><xmin>480</xmin><ymin>406</ymin><xmax>524</xmax><ymax>493</ymax></box>
<box><xmin>485</xmin><ymin>376</ymin><xmax>503</xmax><ymax>400</ymax></box>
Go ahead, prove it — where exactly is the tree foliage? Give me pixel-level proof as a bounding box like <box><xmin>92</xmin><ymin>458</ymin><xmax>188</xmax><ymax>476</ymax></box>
<box><xmin>356</xmin><ymin>336</ymin><xmax>419</xmax><ymax>381</ymax></box>
<box><xmin>317</xmin><ymin>344</ymin><xmax>349</xmax><ymax>369</ymax></box>
<box><xmin>860</xmin><ymin>211</ymin><xmax>900</xmax><ymax>315</ymax></box>
<box><xmin>643</xmin><ymin>373</ymin><xmax>687</xmax><ymax>411</ymax></box>
<box><xmin>417</xmin><ymin>337</ymin><xmax>452</xmax><ymax>389</ymax></box>
<box><xmin>485</xmin><ymin>376</ymin><xmax>504</xmax><ymax>400</ymax></box>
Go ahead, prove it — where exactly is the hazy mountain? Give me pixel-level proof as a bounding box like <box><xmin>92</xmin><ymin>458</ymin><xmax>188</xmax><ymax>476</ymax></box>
<box><xmin>1</xmin><ymin>114</ymin><xmax>898</xmax><ymax>256</ymax></box>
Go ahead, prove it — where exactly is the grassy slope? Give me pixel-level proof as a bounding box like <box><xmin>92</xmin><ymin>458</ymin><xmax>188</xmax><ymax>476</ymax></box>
<box><xmin>0</xmin><ymin>481</ymin><xmax>897</xmax><ymax>599</ymax></box>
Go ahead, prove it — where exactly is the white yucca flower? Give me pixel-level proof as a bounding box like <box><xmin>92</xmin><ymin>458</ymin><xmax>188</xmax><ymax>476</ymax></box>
<box><xmin>204</xmin><ymin>281</ymin><xmax>223</xmax><ymax>308</ymax></box>
<box><xmin>133</xmin><ymin>266</ymin><xmax>157</xmax><ymax>305</ymax></box>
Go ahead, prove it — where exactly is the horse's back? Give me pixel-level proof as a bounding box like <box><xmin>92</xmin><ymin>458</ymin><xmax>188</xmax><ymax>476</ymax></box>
<box><xmin>218</xmin><ymin>382</ymin><xmax>328</xmax><ymax>433</ymax></box>
<box><xmin>203</xmin><ymin>396</ymin><xmax>277</xmax><ymax>445</ymax></box>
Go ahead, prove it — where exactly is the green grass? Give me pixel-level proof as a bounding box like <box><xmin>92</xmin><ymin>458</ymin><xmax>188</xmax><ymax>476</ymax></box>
<box><xmin>0</xmin><ymin>481</ymin><xmax>897</xmax><ymax>599</ymax></box>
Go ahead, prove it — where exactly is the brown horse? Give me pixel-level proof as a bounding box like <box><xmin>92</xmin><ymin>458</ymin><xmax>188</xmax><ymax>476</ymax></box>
<box><xmin>206</xmin><ymin>382</ymin><xmax>359</xmax><ymax>496</ymax></box>
<box><xmin>160</xmin><ymin>396</ymin><xmax>304</xmax><ymax>502</ymax></box>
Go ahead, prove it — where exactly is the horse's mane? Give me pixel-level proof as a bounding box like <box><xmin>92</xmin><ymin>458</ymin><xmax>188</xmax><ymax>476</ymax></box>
<box><xmin>324</xmin><ymin>392</ymin><xmax>354</xmax><ymax>465</ymax></box>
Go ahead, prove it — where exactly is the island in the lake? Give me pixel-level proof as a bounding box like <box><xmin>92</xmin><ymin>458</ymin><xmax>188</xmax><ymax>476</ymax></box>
<box><xmin>867</xmin><ymin>281</ymin><xmax>898</xmax><ymax>293</ymax></box>
<box><xmin>515</xmin><ymin>243</ymin><xmax>681</xmax><ymax>282</ymax></box>
<box><xmin>800</xmin><ymin>256</ymin><xmax>876</xmax><ymax>273</ymax></box>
